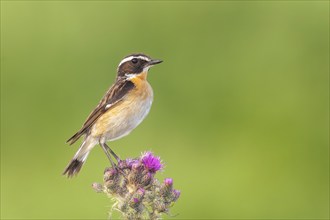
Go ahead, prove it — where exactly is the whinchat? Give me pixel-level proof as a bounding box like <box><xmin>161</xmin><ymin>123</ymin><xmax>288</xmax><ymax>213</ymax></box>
<box><xmin>63</xmin><ymin>53</ymin><xmax>162</xmax><ymax>177</ymax></box>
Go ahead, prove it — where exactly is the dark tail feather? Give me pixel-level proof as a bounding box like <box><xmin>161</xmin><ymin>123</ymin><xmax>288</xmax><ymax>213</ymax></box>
<box><xmin>63</xmin><ymin>137</ymin><xmax>93</xmax><ymax>177</ymax></box>
<box><xmin>66</xmin><ymin>131</ymin><xmax>83</xmax><ymax>145</ymax></box>
<box><xmin>63</xmin><ymin>159</ymin><xmax>84</xmax><ymax>178</ymax></box>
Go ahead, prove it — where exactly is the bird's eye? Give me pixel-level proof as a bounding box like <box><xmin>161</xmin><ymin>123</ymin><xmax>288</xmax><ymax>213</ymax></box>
<box><xmin>131</xmin><ymin>58</ymin><xmax>138</xmax><ymax>64</ymax></box>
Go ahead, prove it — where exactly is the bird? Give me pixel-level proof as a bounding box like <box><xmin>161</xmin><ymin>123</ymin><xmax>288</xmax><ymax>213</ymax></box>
<box><xmin>63</xmin><ymin>53</ymin><xmax>162</xmax><ymax>177</ymax></box>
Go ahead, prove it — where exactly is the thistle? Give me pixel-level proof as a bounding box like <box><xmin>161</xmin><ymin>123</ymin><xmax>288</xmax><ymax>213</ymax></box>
<box><xmin>92</xmin><ymin>152</ymin><xmax>181</xmax><ymax>220</ymax></box>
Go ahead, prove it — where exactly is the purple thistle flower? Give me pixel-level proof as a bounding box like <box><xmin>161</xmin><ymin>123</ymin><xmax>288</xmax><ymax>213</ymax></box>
<box><xmin>94</xmin><ymin>151</ymin><xmax>180</xmax><ymax>219</ymax></box>
<box><xmin>141</xmin><ymin>152</ymin><xmax>163</xmax><ymax>173</ymax></box>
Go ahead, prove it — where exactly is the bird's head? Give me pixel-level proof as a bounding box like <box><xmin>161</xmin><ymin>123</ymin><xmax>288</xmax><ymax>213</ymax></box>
<box><xmin>117</xmin><ymin>53</ymin><xmax>162</xmax><ymax>79</ymax></box>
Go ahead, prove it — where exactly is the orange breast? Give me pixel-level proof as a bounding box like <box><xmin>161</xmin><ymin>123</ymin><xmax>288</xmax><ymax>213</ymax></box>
<box><xmin>91</xmin><ymin>72</ymin><xmax>153</xmax><ymax>140</ymax></box>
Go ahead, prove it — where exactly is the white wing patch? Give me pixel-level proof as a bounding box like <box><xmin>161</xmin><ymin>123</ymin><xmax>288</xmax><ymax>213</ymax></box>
<box><xmin>105</xmin><ymin>104</ymin><xmax>112</xmax><ymax>109</ymax></box>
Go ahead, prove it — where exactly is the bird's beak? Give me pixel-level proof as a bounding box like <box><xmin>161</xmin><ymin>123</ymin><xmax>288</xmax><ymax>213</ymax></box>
<box><xmin>148</xmin><ymin>59</ymin><xmax>163</xmax><ymax>66</ymax></box>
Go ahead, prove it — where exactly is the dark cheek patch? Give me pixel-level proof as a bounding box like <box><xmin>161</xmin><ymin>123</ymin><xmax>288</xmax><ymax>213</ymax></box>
<box><xmin>133</xmin><ymin>65</ymin><xmax>144</xmax><ymax>73</ymax></box>
<box><xmin>118</xmin><ymin>60</ymin><xmax>148</xmax><ymax>76</ymax></box>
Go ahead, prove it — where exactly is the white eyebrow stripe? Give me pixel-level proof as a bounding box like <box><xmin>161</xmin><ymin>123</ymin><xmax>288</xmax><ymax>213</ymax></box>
<box><xmin>118</xmin><ymin>55</ymin><xmax>151</xmax><ymax>67</ymax></box>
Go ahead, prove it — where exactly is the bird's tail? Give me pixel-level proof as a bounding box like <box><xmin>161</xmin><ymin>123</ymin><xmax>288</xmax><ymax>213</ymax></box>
<box><xmin>63</xmin><ymin>137</ymin><xmax>96</xmax><ymax>178</ymax></box>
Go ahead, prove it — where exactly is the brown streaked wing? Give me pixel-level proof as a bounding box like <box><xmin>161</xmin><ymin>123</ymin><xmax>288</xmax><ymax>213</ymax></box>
<box><xmin>66</xmin><ymin>78</ymin><xmax>135</xmax><ymax>145</ymax></box>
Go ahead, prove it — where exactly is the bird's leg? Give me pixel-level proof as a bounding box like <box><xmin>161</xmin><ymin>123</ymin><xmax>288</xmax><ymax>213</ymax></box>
<box><xmin>100</xmin><ymin>142</ymin><xmax>116</xmax><ymax>168</ymax></box>
<box><xmin>104</xmin><ymin>143</ymin><xmax>121</xmax><ymax>162</ymax></box>
<box><xmin>103</xmin><ymin>143</ymin><xmax>129</xmax><ymax>178</ymax></box>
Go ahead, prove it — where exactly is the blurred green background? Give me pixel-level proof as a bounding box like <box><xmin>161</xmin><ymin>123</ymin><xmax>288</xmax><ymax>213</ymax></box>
<box><xmin>1</xmin><ymin>1</ymin><xmax>329</xmax><ymax>219</ymax></box>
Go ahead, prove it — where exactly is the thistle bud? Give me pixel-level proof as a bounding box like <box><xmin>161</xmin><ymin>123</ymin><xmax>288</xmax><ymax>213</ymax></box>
<box><xmin>103</xmin><ymin>168</ymin><xmax>117</xmax><ymax>181</ymax></box>
<box><xmin>154</xmin><ymin>199</ymin><xmax>167</xmax><ymax>212</ymax></box>
<box><xmin>129</xmin><ymin>196</ymin><xmax>141</xmax><ymax>209</ymax></box>
<box><xmin>117</xmin><ymin>159</ymin><xmax>128</xmax><ymax>169</ymax></box>
<box><xmin>172</xmin><ymin>189</ymin><xmax>181</xmax><ymax>201</ymax></box>
<box><xmin>104</xmin><ymin>179</ymin><xmax>115</xmax><ymax>189</ymax></box>
<box><xmin>137</xmin><ymin>188</ymin><xmax>145</xmax><ymax>196</ymax></box>
<box><xmin>160</xmin><ymin>178</ymin><xmax>173</xmax><ymax>196</ymax></box>
<box><xmin>92</xmin><ymin>183</ymin><xmax>103</xmax><ymax>193</ymax></box>
<box><xmin>164</xmin><ymin>178</ymin><xmax>173</xmax><ymax>187</ymax></box>
<box><xmin>140</xmin><ymin>172</ymin><xmax>152</xmax><ymax>186</ymax></box>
